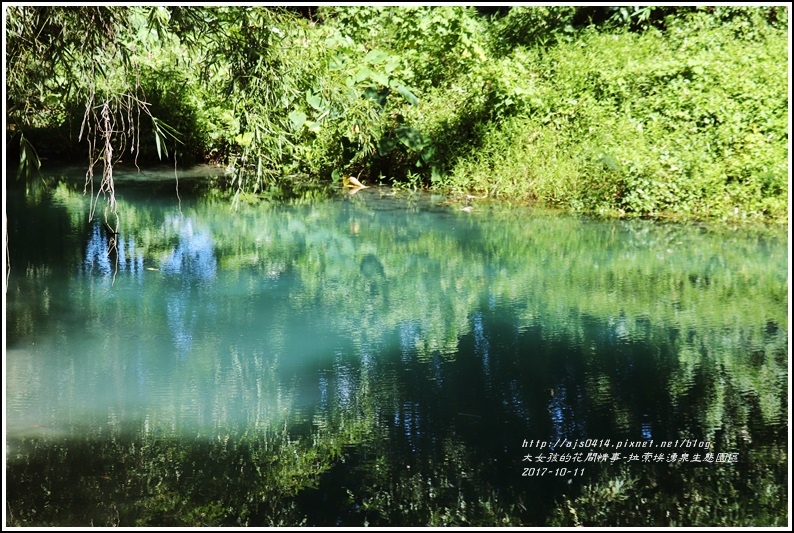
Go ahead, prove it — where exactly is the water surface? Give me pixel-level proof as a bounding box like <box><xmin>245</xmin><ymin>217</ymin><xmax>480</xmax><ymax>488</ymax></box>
<box><xmin>5</xmin><ymin>166</ymin><xmax>789</xmax><ymax>526</ymax></box>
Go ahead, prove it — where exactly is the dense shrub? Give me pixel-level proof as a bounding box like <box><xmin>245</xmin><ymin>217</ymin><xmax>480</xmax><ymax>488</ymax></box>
<box><xmin>6</xmin><ymin>6</ymin><xmax>788</xmax><ymax>222</ymax></box>
<box><xmin>423</xmin><ymin>7</ymin><xmax>788</xmax><ymax>222</ymax></box>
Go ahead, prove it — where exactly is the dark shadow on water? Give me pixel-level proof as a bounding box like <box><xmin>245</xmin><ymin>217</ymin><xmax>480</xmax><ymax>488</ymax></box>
<box><xmin>6</xmin><ymin>308</ymin><xmax>787</xmax><ymax>526</ymax></box>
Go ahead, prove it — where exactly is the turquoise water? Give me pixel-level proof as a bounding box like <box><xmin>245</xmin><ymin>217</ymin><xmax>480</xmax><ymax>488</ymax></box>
<box><xmin>5</xmin><ymin>167</ymin><xmax>789</xmax><ymax>526</ymax></box>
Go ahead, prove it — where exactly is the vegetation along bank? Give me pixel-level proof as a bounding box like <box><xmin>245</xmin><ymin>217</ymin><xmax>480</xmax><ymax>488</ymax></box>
<box><xmin>5</xmin><ymin>5</ymin><xmax>789</xmax><ymax>222</ymax></box>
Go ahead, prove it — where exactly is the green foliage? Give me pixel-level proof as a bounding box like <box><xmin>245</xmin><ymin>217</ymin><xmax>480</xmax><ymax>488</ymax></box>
<box><xmin>602</xmin><ymin>5</ymin><xmax>679</xmax><ymax>32</ymax></box>
<box><xmin>6</xmin><ymin>427</ymin><xmax>339</xmax><ymax>526</ymax></box>
<box><xmin>320</xmin><ymin>6</ymin><xmax>489</xmax><ymax>91</ymax></box>
<box><xmin>548</xmin><ymin>440</ymin><xmax>787</xmax><ymax>526</ymax></box>
<box><xmin>5</xmin><ymin>5</ymin><xmax>211</xmax><ymax>230</ymax></box>
<box><xmin>5</xmin><ymin>5</ymin><xmax>788</xmax><ymax>222</ymax></box>
<box><xmin>429</xmin><ymin>9</ymin><xmax>788</xmax><ymax>222</ymax></box>
<box><xmin>488</xmin><ymin>6</ymin><xmax>579</xmax><ymax>51</ymax></box>
<box><xmin>16</xmin><ymin>134</ymin><xmax>41</xmax><ymax>181</ymax></box>
<box><xmin>7</xmin><ymin>179</ymin><xmax>788</xmax><ymax>526</ymax></box>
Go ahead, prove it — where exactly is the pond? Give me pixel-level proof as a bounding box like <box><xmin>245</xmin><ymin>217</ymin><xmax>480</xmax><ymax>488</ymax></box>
<box><xmin>5</xmin><ymin>166</ymin><xmax>789</xmax><ymax>527</ymax></box>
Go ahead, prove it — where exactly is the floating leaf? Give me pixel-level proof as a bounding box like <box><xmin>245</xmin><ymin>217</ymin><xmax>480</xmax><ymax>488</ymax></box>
<box><xmin>345</xmin><ymin>175</ymin><xmax>367</xmax><ymax>188</ymax></box>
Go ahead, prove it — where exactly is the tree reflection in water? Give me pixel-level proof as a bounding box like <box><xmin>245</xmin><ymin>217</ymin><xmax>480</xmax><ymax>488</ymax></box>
<box><xmin>5</xmin><ymin>178</ymin><xmax>788</xmax><ymax>526</ymax></box>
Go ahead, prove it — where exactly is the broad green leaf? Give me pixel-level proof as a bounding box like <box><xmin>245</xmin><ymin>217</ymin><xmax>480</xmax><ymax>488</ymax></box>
<box><xmin>384</xmin><ymin>57</ymin><xmax>399</xmax><ymax>74</ymax></box>
<box><xmin>378</xmin><ymin>136</ymin><xmax>398</xmax><ymax>155</ymax></box>
<box><xmin>392</xmin><ymin>82</ymin><xmax>419</xmax><ymax>105</ymax></box>
<box><xmin>288</xmin><ymin>110</ymin><xmax>307</xmax><ymax>131</ymax></box>
<box><xmin>430</xmin><ymin>165</ymin><xmax>442</xmax><ymax>184</ymax></box>
<box><xmin>307</xmin><ymin>93</ymin><xmax>324</xmax><ymax>111</ymax></box>
<box><xmin>364</xmin><ymin>49</ymin><xmax>389</xmax><ymax>64</ymax></box>
<box><xmin>354</xmin><ymin>67</ymin><xmax>372</xmax><ymax>84</ymax></box>
<box><xmin>329</xmin><ymin>54</ymin><xmax>345</xmax><ymax>71</ymax></box>
<box><xmin>394</xmin><ymin>125</ymin><xmax>426</xmax><ymax>151</ymax></box>
<box><xmin>369</xmin><ymin>71</ymin><xmax>390</xmax><ymax>87</ymax></box>
<box><xmin>363</xmin><ymin>86</ymin><xmax>389</xmax><ymax>107</ymax></box>
<box><xmin>420</xmin><ymin>145</ymin><xmax>435</xmax><ymax>163</ymax></box>
<box><xmin>598</xmin><ymin>152</ymin><xmax>622</xmax><ymax>173</ymax></box>
<box><xmin>234</xmin><ymin>131</ymin><xmax>254</xmax><ymax>148</ymax></box>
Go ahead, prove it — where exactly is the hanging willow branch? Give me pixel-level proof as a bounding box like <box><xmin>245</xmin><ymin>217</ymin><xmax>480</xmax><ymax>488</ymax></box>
<box><xmin>80</xmin><ymin>95</ymin><xmax>123</xmax><ymax>230</ymax></box>
<box><xmin>79</xmin><ymin>90</ymin><xmax>164</xmax><ymax>224</ymax></box>
<box><xmin>6</xmin><ymin>6</ymin><xmax>186</xmax><ymax>284</ymax></box>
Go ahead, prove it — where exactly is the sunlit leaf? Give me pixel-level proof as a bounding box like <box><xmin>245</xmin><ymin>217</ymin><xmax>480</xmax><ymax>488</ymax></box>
<box><xmin>329</xmin><ymin>54</ymin><xmax>346</xmax><ymax>71</ymax></box>
<box><xmin>234</xmin><ymin>131</ymin><xmax>254</xmax><ymax>147</ymax></box>
<box><xmin>392</xmin><ymin>82</ymin><xmax>419</xmax><ymax>105</ymax></box>
<box><xmin>354</xmin><ymin>67</ymin><xmax>372</xmax><ymax>84</ymax></box>
<box><xmin>307</xmin><ymin>94</ymin><xmax>324</xmax><ymax>111</ymax></box>
<box><xmin>154</xmin><ymin>131</ymin><xmax>164</xmax><ymax>159</ymax></box>
<box><xmin>384</xmin><ymin>57</ymin><xmax>400</xmax><ymax>74</ymax></box>
<box><xmin>363</xmin><ymin>49</ymin><xmax>388</xmax><ymax>64</ymax></box>
<box><xmin>369</xmin><ymin>71</ymin><xmax>390</xmax><ymax>87</ymax></box>
<box><xmin>288</xmin><ymin>110</ymin><xmax>307</xmax><ymax>131</ymax></box>
<box><xmin>151</xmin><ymin>117</ymin><xmax>183</xmax><ymax>160</ymax></box>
